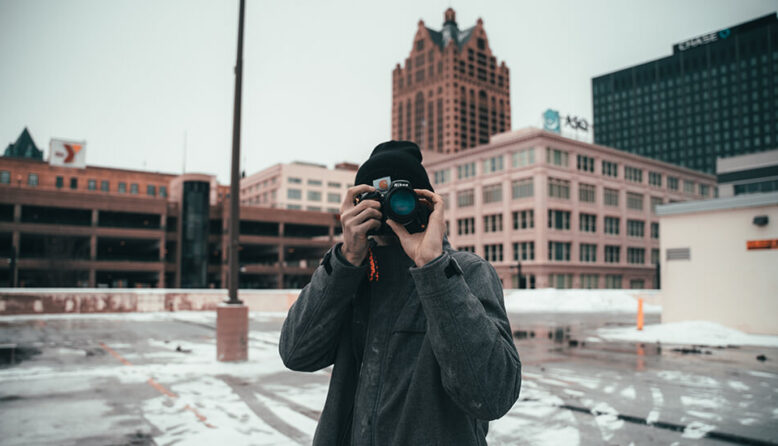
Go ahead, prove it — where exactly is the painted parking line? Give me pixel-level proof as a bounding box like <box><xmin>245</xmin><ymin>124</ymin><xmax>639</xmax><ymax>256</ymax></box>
<box><xmin>98</xmin><ymin>341</ymin><xmax>215</xmax><ymax>429</ymax></box>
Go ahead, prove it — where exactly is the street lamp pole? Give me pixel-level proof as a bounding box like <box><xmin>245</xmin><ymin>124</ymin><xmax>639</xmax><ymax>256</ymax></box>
<box><xmin>217</xmin><ymin>0</ymin><xmax>249</xmax><ymax>363</ymax></box>
<box><xmin>227</xmin><ymin>0</ymin><xmax>245</xmax><ymax>304</ymax></box>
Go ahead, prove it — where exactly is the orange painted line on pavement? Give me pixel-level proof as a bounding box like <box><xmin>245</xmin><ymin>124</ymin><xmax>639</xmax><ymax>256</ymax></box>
<box><xmin>99</xmin><ymin>342</ymin><xmax>133</xmax><ymax>366</ymax></box>
<box><xmin>99</xmin><ymin>341</ymin><xmax>216</xmax><ymax>429</ymax></box>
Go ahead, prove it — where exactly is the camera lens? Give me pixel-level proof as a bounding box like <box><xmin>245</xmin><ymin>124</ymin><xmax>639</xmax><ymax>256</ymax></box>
<box><xmin>388</xmin><ymin>188</ymin><xmax>416</xmax><ymax>217</ymax></box>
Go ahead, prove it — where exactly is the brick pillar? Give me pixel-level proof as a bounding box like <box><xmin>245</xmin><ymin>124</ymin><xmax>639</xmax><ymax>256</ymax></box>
<box><xmin>216</xmin><ymin>304</ymin><xmax>248</xmax><ymax>362</ymax></box>
<box><xmin>11</xmin><ymin>231</ymin><xmax>19</xmax><ymax>287</ymax></box>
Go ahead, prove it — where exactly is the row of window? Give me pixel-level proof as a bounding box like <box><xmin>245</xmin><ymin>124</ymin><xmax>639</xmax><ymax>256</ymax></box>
<box><xmin>430</xmin><ymin>148</ymin><xmax>709</xmax><ymax>196</ymax></box>
<box><xmin>287</xmin><ymin>188</ymin><xmax>341</xmax><ymax>203</ymax></box>
<box><xmin>454</xmin><ymin>210</ymin><xmax>659</xmax><ymax>237</ymax></box>
<box><xmin>548</xmin><ymin>274</ymin><xmax>646</xmax><ymax>290</ymax></box>
<box><xmin>286</xmin><ymin>177</ymin><xmax>349</xmax><ymax>189</ymax></box>
<box><xmin>471</xmin><ymin>241</ymin><xmax>659</xmax><ymax>266</ymax></box>
<box><xmin>0</xmin><ymin>171</ymin><xmax>169</xmax><ymax>197</ymax></box>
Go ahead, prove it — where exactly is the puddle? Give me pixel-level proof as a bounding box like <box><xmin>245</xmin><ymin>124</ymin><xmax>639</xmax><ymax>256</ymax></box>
<box><xmin>0</xmin><ymin>344</ymin><xmax>41</xmax><ymax>366</ymax></box>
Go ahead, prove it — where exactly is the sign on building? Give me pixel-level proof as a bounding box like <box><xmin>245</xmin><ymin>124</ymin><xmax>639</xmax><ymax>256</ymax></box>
<box><xmin>50</xmin><ymin>139</ymin><xmax>86</xmax><ymax>168</ymax></box>
<box><xmin>542</xmin><ymin>109</ymin><xmax>561</xmax><ymax>134</ymax></box>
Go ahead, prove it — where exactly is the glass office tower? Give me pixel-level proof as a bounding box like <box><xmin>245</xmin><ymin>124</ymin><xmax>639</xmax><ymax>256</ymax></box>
<box><xmin>592</xmin><ymin>14</ymin><xmax>778</xmax><ymax>174</ymax></box>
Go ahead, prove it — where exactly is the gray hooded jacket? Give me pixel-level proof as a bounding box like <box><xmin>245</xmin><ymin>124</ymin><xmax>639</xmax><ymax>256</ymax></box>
<box><xmin>279</xmin><ymin>240</ymin><xmax>521</xmax><ymax>445</ymax></box>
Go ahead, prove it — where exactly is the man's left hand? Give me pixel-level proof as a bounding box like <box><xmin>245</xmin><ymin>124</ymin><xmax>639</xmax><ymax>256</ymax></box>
<box><xmin>386</xmin><ymin>189</ymin><xmax>445</xmax><ymax>268</ymax></box>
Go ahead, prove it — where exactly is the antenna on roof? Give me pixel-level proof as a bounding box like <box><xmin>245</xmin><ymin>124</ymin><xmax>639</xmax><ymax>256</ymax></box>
<box><xmin>182</xmin><ymin>130</ymin><xmax>187</xmax><ymax>173</ymax></box>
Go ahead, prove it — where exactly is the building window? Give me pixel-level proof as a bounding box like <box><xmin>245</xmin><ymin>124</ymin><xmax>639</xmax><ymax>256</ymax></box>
<box><xmin>484</xmin><ymin>244</ymin><xmax>504</xmax><ymax>262</ymax></box>
<box><xmin>605</xmin><ymin>274</ymin><xmax>623</xmax><ymax>289</ymax></box>
<box><xmin>511</xmin><ymin>147</ymin><xmax>535</xmax><ymax>167</ymax></box>
<box><xmin>511</xmin><ymin>178</ymin><xmax>534</xmax><ymax>199</ymax></box>
<box><xmin>580</xmin><ymin>243</ymin><xmax>597</xmax><ymax>262</ymax></box>
<box><xmin>625</xmin><ymin>166</ymin><xmax>643</xmax><ymax>183</ymax></box>
<box><xmin>307</xmin><ymin>179</ymin><xmax>322</xmax><ymax>186</ymax></box>
<box><xmin>581</xmin><ymin>274</ymin><xmax>599</xmax><ymax>289</ymax></box>
<box><xmin>27</xmin><ymin>173</ymin><xmax>38</xmax><ymax>187</ymax></box>
<box><xmin>548</xmin><ymin>178</ymin><xmax>570</xmax><ymax>199</ymax></box>
<box><xmin>101</xmin><ymin>180</ymin><xmax>109</xmax><ymax>192</ymax></box>
<box><xmin>627</xmin><ymin>192</ymin><xmax>643</xmax><ymax>211</ymax></box>
<box><xmin>483</xmin><ymin>155</ymin><xmax>504</xmax><ymax>174</ymax></box>
<box><xmin>604</xmin><ymin>188</ymin><xmax>619</xmax><ymax>206</ymax></box>
<box><xmin>547</xmin><ymin>210</ymin><xmax>570</xmax><ymax>230</ymax></box>
<box><xmin>457</xmin><ymin>189</ymin><xmax>475</xmax><ymax>208</ymax></box>
<box><xmin>579</xmin><ymin>183</ymin><xmax>596</xmax><ymax>203</ymax></box>
<box><xmin>512</xmin><ymin>210</ymin><xmax>534</xmax><ymax>230</ymax></box>
<box><xmin>548</xmin><ymin>241</ymin><xmax>571</xmax><ymax>261</ymax></box>
<box><xmin>327</xmin><ymin>193</ymin><xmax>340</xmax><ymax>203</ymax></box>
<box><xmin>605</xmin><ymin>245</ymin><xmax>621</xmax><ymax>263</ymax></box>
<box><xmin>549</xmin><ymin>273</ymin><xmax>573</xmax><ymax>289</ymax></box>
<box><xmin>604</xmin><ymin>216</ymin><xmax>620</xmax><ymax>235</ymax></box>
<box><xmin>513</xmin><ymin>242</ymin><xmax>535</xmax><ymax>261</ymax></box>
<box><xmin>576</xmin><ymin>154</ymin><xmax>595</xmax><ymax>172</ymax></box>
<box><xmin>70</xmin><ymin>177</ymin><xmax>78</xmax><ymax>189</ymax></box>
<box><xmin>118</xmin><ymin>182</ymin><xmax>126</xmax><ymax>193</ymax></box>
<box><xmin>457</xmin><ymin>217</ymin><xmax>475</xmax><ymax>235</ymax></box>
<box><xmin>630</xmin><ymin>279</ymin><xmax>645</xmax><ymax>289</ymax></box>
<box><xmin>327</xmin><ymin>181</ymin><xmax>341</xmax><ymax>188</ymax></box>
<box><xmin>433</xmin><ymin>169</ymin><xmax>451</xmax><ymax>184</ymax></box>
<box><xmin>287</xmin><ymin>188</ymin><xmax>302</xmax><ymax>200</ymax></box>
<box><xmin>482</xmin><ymin>184</ymin><xmax>502</xmax><ymax>204</ymax></box>
<box><xmin>627</xmin><ymin>247</ymin><xmax>645</xmax><ymax>264</ymax></box>
<box><xmin>668</xmin><ymin>176</ymin><xmax>679</xmax><ymax>191</ymax></box>
<box><xmin>147</xmin><ymin>185</ymin><xmax>156</xmax><ymax>196</ymax></box>
<box><xmin>580</xmin><ymin>213</ymin><xmax>597</xmax><ymax>232</ymax></box>
<box><xmin>602</xmin><ymin>160</ymin><xmax>618</xmax><ymax>177</ymax></box>
<box><xmin>287</xmin><ymin>204</ymin><xmax>302</xmax><ymax>210</ymax></box>
<box><xmin>649</xmin><ymin>171</ymin><xmax>662</xmax><ymax>187</ymax></box>
<box><xmin>650</xmin><ymin>197</ymin><xmax>663</xmax><ymax>213</ymax></box>
<box><xmin>459</xmin><ymin>245</ymin><xmax>476</xmax><ymax>253</ymax></box>
<box><xmin>483</xmin><ymin>214</ymin><xmax>503</xmax><ymax>232</ymax></box>
<box><xmin>699</xmin><ymin>184</ymin><xmax>710</xmax><ymax>197</ymax></box>
<box><xmin>288</xmin><ymin>177</ymin><xmax>302</xmax><ymax>184</ymax></box>
<box><xmin>457</xmin><ymin>162</ymin><xmax>476</xmax><ymax>179</ymax></box>
<box><xmin>651</xmin><ymin>222</ymin><xmax>659</xmax><ymax>239</ymax></box>
<box><xmin>130</xmin><ymin>183</ymin><xmax>139</xmax><ymax>194</ymax></box>
<box><xmin>307</xmin><ymin>190</ymin><xmax>322</xmax><ymax>201</ymax></box>
<box><xmin>651</xmin><ymin>248</ymin><xmax>659</xmax><ymax>265</ymax></box>
<box><xmin>627</xmin><ymin>219</ymin><xmax>645</xmax><ymax>237</ymax></box>
<box><xmin>683</xmin><ymin>180</ymin><xmax>695</xmax><ymax>194</ymax></box>
<box><xmin>546</xmin><ymin>147</ymin><xmax>569</xmax><ymax>167</ymax></box>
<box><xmin>0</xmin><ymin>171</ymin><xmax>9</xmax><ymax>184</ymax></box>
<box><xmin>159</xmin><ymin>186</ymin><xmax>167</xmax><ymax>197</ymax></box>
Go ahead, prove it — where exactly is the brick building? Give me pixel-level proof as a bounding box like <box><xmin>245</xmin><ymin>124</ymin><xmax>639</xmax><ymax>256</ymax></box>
<box><xmin>0</xmin><ymin>158</ymin><xmax>339</xmax><ymax>289</ymax></box>
<box><xmin>392</xmin><ymin>8</ymin><xmax>511</xmax><ymax>154</ymax></box>
<box><xmin>425</xmin><ymin>128</ymin><xmax>716</xmax><ymax>289</ymax></box>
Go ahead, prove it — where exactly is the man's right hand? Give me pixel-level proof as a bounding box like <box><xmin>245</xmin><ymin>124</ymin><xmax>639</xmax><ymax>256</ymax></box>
<box><xmin>340</xmin><ymin>184</ymin><xmax>382</xmax><ymax>266</ymax></box>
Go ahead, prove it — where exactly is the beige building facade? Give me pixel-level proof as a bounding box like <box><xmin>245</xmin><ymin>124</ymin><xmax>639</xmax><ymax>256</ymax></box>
<box><xmin>657</xmin><ymin>192</ymin><xmax>778</xmax><ymax>335</ymax></box>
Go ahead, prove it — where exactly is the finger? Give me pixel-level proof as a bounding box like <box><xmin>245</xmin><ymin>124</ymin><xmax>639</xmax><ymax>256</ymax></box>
<box><xmin>351</xmin><ymin>208</ymin><xmax>382</xmax><ymax>226</ymax></box>
<box><xmin>340</xmin><ymin>184</ymin><xmax>376</xmax><ymax>213</ymax></box>
<box><xmin>414</xmin><ymin>189</ymin><xmax>444</xmax><ymax>224</ymax></box>
<box><xmin>341</xmin><ymin>198</ymin><xmax>381</xmax><ymax>220</ymax></box>
<box><xmin>354</xmin><ymin>218</ymin><xmax>381</xmax><ymax>235</ymax></box>
<box><xmin>386</xmin><ymin>219</ymin><xmax>410</xmax><ymax>238</ymax></box>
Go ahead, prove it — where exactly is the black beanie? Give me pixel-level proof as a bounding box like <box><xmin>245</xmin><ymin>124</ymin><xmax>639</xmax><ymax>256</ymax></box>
<box><xmin>354</xmin><ymin>141</ymin><xmax>434</xmax><ymax>192</ymax></box>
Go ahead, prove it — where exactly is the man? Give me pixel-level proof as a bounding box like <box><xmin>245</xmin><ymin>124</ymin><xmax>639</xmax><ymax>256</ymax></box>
<box><xmin>279</xmin><ymin>141</ymin><xmax>521</xmax><ymax>445</ymax></box>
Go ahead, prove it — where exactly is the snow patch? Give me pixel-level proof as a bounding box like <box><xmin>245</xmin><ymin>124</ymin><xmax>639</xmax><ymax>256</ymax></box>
<box><xmin>728</xmin><ymin>381</ymin><xmax>749</xmax><ymax>391</ymax></box>
<box><xmin>598</xmin><ymin>321</ymin><xmax>778</xmax><ymax>347</ymax></box>
<box><xmin>504</xmin><ymin>289</ymin><xmax>660</xmax><ymax>314</ymax></box>
<box><xmin>619</xmin><ymin>386</ymin><xmax>636</xmax><ymax>399</ymax></box>
<box><xmin>682</xmin><ymin>421</ymin><xmax>715</xmax><ymax>439</ymax></box>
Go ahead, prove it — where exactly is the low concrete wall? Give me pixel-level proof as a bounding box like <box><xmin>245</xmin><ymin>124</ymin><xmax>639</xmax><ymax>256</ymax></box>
<box><xmin>0</xmin><ymin>289</ymin><xmax>301</xmax><ymax>315</ymax></box>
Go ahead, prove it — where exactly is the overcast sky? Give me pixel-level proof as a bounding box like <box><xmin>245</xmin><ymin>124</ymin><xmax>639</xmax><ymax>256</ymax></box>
<box><xmin>1</xmin><ymin>0</ymin><xmax>776</xmax><ymax>183</ymax></box>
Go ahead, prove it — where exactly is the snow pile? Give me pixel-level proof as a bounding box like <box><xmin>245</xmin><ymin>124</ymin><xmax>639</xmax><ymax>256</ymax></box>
<box><xmin>503</xmin><ymin>288</ymin><xmax>660</xmax><ymax>314</ymax></box>
<box><xmin>598</xmin><ymin>321</ymin><xmax>778</xmax><ymax>347</ymax></box>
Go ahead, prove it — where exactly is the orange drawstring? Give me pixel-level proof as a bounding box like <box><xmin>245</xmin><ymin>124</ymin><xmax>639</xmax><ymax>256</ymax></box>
<box><xmin>367</xmin><ymin>247</ymin><xmax>379</xmax><ymax>282</ymax></box>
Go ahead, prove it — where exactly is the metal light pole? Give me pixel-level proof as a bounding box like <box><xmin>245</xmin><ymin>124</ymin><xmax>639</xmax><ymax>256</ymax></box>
<box><xmin>217</xmin><ymin>0</ymin><xmax>248</xmax><ymax>362</ymax></box>
<box><xmin>228</xmin><ymin>0</ymin><xmax>245</xmax><ymax>305</ymax></box>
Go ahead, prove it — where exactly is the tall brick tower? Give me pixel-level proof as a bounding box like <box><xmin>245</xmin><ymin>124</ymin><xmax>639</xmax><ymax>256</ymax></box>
<box><xmin>392</xmin><ymin>8</ymin><xmax>511</xmax><ymax>154</ymax></box>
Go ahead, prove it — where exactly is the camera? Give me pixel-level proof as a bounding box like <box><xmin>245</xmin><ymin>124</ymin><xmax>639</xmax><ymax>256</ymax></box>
<box><xmin>356</xmin><ymin>180</ymin><xmax>430</xmax><ymax>235</ymax></box>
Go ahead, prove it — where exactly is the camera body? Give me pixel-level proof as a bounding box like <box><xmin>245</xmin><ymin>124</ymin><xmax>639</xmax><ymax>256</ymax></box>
<box><xmin>357</xmin><ymin>180</ymin><xmax>430</xmax><ymax>235</ymax></box>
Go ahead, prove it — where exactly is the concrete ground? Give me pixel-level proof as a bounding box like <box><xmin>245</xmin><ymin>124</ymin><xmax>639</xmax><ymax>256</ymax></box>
<box><xmin>0</xmin><ymin>311</ymin><xmax>776</xmax><ymax>446</ymax></box>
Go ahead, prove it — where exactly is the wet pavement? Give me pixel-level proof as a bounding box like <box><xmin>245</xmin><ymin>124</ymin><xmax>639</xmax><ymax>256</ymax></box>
<box><xmin>0</xmin><ymin>311</ymin><xmax>776</xmax><ymax>445</ymax></box>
